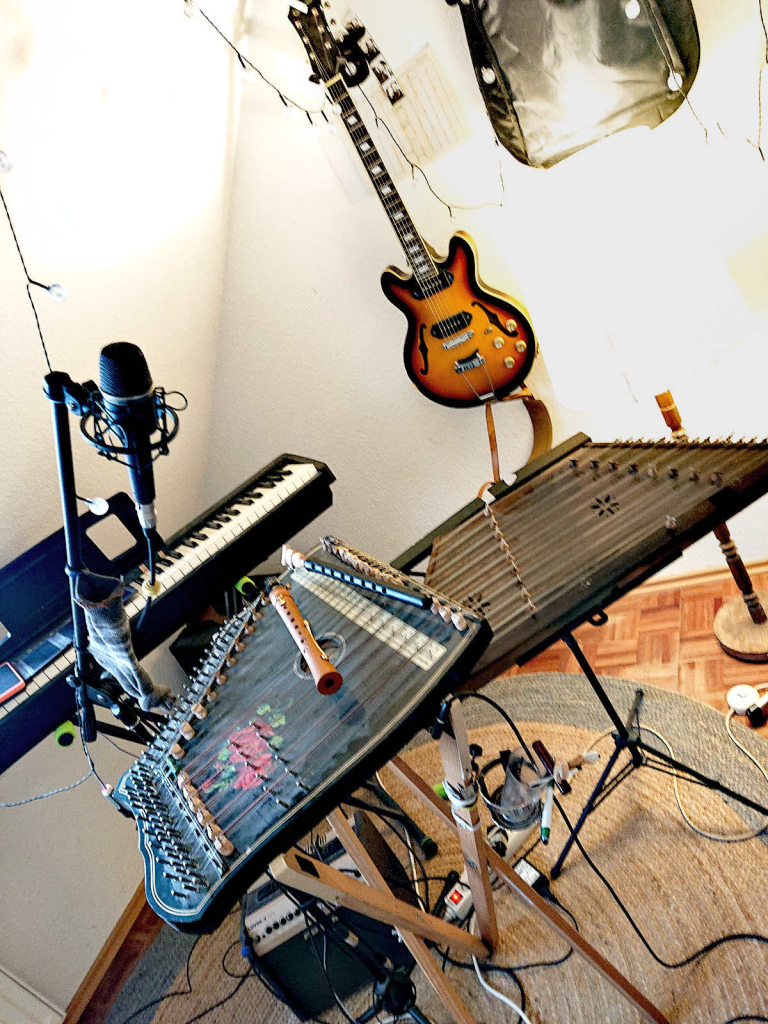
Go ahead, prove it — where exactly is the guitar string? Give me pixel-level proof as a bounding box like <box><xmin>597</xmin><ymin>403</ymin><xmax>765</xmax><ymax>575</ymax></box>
<box><xmin>289</xmin><ymin>16</ymin><xmax>450</xmax><ymax>323</ymax></box>
<box><xmin>329</xmin><ymin>80</ymin><xmax>497</xmax><ymax>402</ymax></box>
<box><xmin>312</xmin><ymin>31</ymin><xmax>497</xmax><ymax>401</ymax></box>
<box><xmin>329</xmin><ymin>82</ymin><xmax>451</xmax><ymax>318</ymax></box>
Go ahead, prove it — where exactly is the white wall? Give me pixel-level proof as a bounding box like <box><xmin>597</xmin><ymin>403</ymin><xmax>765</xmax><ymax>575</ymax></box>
<box><xmin>0</xmin><ymin>0</ymin><xmax>238</xmax><ymax>1009</ymax></box>
<box><xmin>205</xmin><ymin>0</ymin><xmax>768</xmax><ymax>576</ymax></box>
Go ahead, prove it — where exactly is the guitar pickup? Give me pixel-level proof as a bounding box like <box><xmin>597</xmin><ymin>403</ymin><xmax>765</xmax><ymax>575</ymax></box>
<box><xmin>454</xmin><ymin>350</ymin><xmax>485</xmax><ymax>374</ymax></box>
<box><xmin>442</xmin><ymin>329</ymin><xmax>475</xmax><ymax>351</ymax></box>
<box><xmin>431</xmin><ymin>311</ymin><xmax>472</xmax><ymax>339</ymax></box>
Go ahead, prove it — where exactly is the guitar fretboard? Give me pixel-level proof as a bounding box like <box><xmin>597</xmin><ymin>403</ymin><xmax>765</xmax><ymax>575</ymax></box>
<box><xmin>327</xmin><ymin>78</ymin><xmax>440</xmax><ymax>288</ymax></box>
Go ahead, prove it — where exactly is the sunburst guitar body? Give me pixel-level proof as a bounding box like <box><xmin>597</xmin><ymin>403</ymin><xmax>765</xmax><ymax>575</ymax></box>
<box><xmin>381</xmin><ymin>231</ymin><xmax>536</xmax><ymax>408</ymax></box>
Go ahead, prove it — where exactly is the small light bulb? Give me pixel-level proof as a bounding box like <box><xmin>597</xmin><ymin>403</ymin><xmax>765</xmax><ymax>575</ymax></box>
<box><xmin>239</xmin><ymin>61</ymin><xmax>258</xmax><ymax>82</ymax></box>
<box><xmin>183</xmin><ymin>0</ymin><xmax>196</xmax><ymax>17</ymax></box>
<box><xmin>667</xmin><ymin>70</ymin><xmax>683</xmax><ymax>91</ymax></box>
<box><xmin>47</xmin><ymin>283</ymin><xmax>68</xmax><ymax>302</ymax></box>
<box><xmin>624</xmin><ymin>0</ymin><xmax>641</xmax><ymax>19</ymax></box>
<box><xmin>331</xmin><ymin>103</ymin><xmax>342</xmax><ymax>115</ymax></box>
<box><xmin>480</xmin><ymin>67</ymin><xmax>496</xmax><ymax>85</ymax></box>
<box><xmin>0</xmin><ymin>151</ymin><xmax>12</xmax><ymax>173</ymax></box>
<box><xmin>284</xmin><ymin>103</ymin><xmax>299</xmax><ymax>119</ymax></box>
<box><xmin>86</xmin><ymin>497</ymin><xmax>110</xmax><ymax>516</ymax></box>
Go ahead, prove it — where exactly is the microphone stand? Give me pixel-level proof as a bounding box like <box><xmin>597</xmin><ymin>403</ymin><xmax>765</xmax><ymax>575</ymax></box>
<box><xmin>43</xmin><ymin>371</ymin><xmax>158</xmax><ymax>750</ymax></box>
<box><xmin>45</xmin><ymin>371</ymin><xmax>99</xmax><ymax>743</ymax></box>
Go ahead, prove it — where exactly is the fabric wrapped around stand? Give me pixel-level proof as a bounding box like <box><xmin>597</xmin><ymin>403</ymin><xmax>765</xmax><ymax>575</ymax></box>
<box><xmin>75</xmin><ymin>570</ymin><xmax>174</xmax><ymax>711</ymax></box>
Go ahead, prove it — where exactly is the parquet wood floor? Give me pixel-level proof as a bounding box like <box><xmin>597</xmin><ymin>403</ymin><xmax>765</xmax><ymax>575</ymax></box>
<box><xmin>506</xmin><ymin>566</ymin><xmax>768</xmax><ymax>739</ymax></box>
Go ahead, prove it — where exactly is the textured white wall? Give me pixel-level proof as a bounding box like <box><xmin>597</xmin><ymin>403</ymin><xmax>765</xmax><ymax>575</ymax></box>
<box><xmin>205</xmin><ymin>0</ymin><xmax>768</xmax><ymax>577</ymax></box>
<box><xmin>0</xmin><ymin>0</ymin><xmax>237</xmax><ymax>1009</ymax></box>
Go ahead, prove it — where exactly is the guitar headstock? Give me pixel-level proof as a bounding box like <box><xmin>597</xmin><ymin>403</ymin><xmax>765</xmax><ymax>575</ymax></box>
<box><xmin>289</xmin><ymin>1</ymin><xmax>342</xmax><ymax>85</ymax></box>
<box><xmin>289</xmin><ymin>1</ymin><xmax>369</xmax><ymax>88</ymax></box>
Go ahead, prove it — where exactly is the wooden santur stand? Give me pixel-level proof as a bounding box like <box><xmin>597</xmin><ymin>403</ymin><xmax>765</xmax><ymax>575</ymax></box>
<box><xmin>655</xmin><ymin>391</ymin><xmax>768</xmax><ymax>662</ymax></box>
<box><xmin>273</xmin><ymin>700</ymin><xmax>669</xmax><ymax>1024</ymax></box>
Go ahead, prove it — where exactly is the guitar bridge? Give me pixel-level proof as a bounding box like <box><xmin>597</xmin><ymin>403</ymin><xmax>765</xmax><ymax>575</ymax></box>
<box><xmin>442</xmin><ymin>330</ymin><xmax>474</xmax><ymax>351</ymax></box>
<box><xmin>454</xmin><ymin>350</ymin><xmax>485</xmax><ymax>374</ymax></box>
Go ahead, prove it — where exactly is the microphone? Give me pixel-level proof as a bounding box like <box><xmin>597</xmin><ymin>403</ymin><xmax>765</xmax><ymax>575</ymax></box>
<box><xmin>98</xmin><ymin>342</ymin><xmax>160</xmax><ymax>532</ymax></box>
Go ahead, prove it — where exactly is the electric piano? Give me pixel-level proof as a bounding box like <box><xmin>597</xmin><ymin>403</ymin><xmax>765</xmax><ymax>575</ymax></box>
<box><xmin>0</xmin><ymin>454</ymin><xmax>334</xmax><ymax>774</ymax></box>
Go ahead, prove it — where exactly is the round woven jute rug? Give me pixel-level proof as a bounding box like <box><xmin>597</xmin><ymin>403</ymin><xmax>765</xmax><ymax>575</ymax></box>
<box><xmin>108</xmin><ymin>674</ymin><xmax>768</xmax><ymax>1024</ymax></box>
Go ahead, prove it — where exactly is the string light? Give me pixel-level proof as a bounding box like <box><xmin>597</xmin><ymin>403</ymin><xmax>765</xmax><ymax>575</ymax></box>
<box><xmin>0</xmin><ymin>156</ymin><xmax>63</xmax><ymax>372</ymax></box>
<box><xmin>45</xmin><ymin>283</ymin><xmax>69</xmax><ymax>302</ymax></box>
<box><xmin>183</xmin><ymin>0</ymin><xmax>503</xmax><ymax>214</ymax></box>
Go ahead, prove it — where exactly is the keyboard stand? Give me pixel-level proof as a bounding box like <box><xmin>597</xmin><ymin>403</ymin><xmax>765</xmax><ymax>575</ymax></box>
<box><xmin>274</xmin><ymin>699</ymin><xmax>669</xmax><ymax>1024</ymax></box>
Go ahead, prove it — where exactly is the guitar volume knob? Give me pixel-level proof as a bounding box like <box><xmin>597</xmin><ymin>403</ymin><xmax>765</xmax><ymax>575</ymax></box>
<box><xmin>506</xmin><ymin>319</ymin><xmax>518</xmax><ymax>334</ymax></box>
<box><xmin>503</xmin><ymin>357</ymin><xmax>515</xmax><ymax>368</ymax></box>
<box><xmin>515</xmin><ymin>340</ymin><xmax>527</xmax><ymax>353</ymax></box>
<box><xmin>493</xmin><ymin>338</ymin><xmax>504</xmax><ymax>349</ymax></box>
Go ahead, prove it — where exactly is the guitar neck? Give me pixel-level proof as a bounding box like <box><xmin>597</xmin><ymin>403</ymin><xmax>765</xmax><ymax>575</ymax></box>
<box><xmin>326</xmin><ymin>78</ymin><xmax>438</xmax><ymax>284</ymax></box>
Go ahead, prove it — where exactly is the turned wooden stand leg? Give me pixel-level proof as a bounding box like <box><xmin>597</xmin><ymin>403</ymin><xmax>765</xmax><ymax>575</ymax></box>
<box><xmin>713</xmin><ymin>523</ymin><xmax>768</xmax><ymax>661</ymax></box>
<box><xmin>714</xmin><ymin>523</ymin><xmax>767</xmax><ymax>624</ymax></box>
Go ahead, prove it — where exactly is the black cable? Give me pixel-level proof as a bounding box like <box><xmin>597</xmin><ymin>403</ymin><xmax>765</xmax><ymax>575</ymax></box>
<box><xmin>721</xmin><ymin>1017</ymin><xmax>768</xmax><ymax>1023</ymax></box>
<box><xmin>191</xmin><ymin>3</ymin><xmax>322</xmax><ymax>114</ymax></box>
<box><xmin>455</xmin><ymin>692</ymin><xmax>537</xmax><ymax>765</ymax></box>
<box><xmin>102</xmin><ymin>734</ymin><xmax>141</xmax><ymax>757</ymax></box>
<box><xmin>439</xmin><ymin>892</ymin><xmax>579</xmax><ymax>976</ymax></box>
<box><xmin>177</xmin><ymin>972</ymin><xmax>251</xmax><ymax>1024</ymax></box>
<box><xmin>116</xmin><ymin>934</ymin><xmax>202</xmax><ymax>1024</ymax></box>
<box><xmin>302</xmin><ymin>906</ymin><xmax>359</xmax><ymax>1024</ymax></box>
<box><xmin>0</xmin><ymin>186</ymin><xmax>53</xmax><ymax>371</ymax></box>
<box><xmin>757</xmin><ymin>0</ymin><xmax>768</xmax><ymax>160</ymax></box>
<box><xmin>553</xmin><ymin>795</ymin><xmax>768</xmax><ymax>969</ymax></box>
<box><xmin>221</xmin><ymin>939</ymin><xmax>250</xmax><ymax>979</ymax></box>
<box><xmin>355</xmin><ymin>85</ymin><xmax>504</xmax><ymax>216</ymax></box>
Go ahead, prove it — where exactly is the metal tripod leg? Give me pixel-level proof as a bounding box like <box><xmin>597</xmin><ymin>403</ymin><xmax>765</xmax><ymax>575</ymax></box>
<box><xmin>550</xmin><ymin>670</ymin><xmax>645</xmax><ymax>879</ymax></box>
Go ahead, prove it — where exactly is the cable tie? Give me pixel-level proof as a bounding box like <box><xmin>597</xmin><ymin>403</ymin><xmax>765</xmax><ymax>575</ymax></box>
<box><xmin>443</xmin><ymin>779</ymin><xmax>477</xmax><ymax>809</ymax></box>
<box><xmin>451</xmin><ymin>811</ymin><xmax>481</xmax><ymax>831</ymax></box>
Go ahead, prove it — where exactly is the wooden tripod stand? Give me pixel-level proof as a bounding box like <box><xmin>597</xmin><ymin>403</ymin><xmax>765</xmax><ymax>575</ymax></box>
<box><xmin>273</xmin><ymin>699</ymin><xmax>669</xmax><ymax>1024</ymax></box>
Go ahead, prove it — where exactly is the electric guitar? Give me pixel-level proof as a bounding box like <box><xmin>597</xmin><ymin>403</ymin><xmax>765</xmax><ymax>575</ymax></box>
<box><xmin>290</xmin><ymin>2</ymin><xmax>536</xmax><ymax>409</ymax></box>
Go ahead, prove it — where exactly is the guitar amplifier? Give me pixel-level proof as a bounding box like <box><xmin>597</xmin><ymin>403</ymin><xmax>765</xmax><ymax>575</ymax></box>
<box><xmin>241</xmin><ymin>813</ymin><xmax>416</xmax><ymax>1020</ymax></box>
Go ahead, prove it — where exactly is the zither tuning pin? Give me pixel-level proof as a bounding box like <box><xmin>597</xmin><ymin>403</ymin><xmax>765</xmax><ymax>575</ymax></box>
<box><xmin>451</xmin><ymin>611</ymin><xmax>468</xmax><ymax>631</ymax></box>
